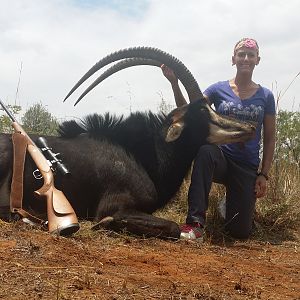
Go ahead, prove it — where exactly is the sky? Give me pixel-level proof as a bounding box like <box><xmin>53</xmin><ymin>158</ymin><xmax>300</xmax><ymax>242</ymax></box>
<box><xmin>1</xmin><ymin>0</ymin><xmax>299</xmax><ymax>121</ymax></box>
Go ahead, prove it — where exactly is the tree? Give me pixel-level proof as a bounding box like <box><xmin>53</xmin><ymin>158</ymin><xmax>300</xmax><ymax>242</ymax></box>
<box><xmin>21</xmin><ymin>102</ymin><xmax>59</xmax><ymax>136</ymax></box>
<box><xmin>0</xmin><ymin>105</ymin><xmax>21</xmax><ymax>133</ymax></box>
<box><xmin>275</xmin><ymin>110</ymin><xmax>300</xmax><ymax>165</ymax></box>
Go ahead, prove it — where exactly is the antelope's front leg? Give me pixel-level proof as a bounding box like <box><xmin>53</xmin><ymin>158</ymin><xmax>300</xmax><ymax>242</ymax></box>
<box><xmin>93</xmin><ymin>209</ymin><xmax>180</xmax><ymax>240</ymax></box>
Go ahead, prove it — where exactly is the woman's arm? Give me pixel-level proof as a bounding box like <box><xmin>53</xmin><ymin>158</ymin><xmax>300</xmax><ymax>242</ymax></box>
<box><xmin>161</xmin><ymin>64</ymin><xmax>187</xmax><ymax>107</ymax></box>
<box><xmin>261</xmin><ymin>114</ymin><xmax>276</xmax><ymax>175</ymax></box>
<box><xmin>161</xmin><ymin>64</ymin><xmax>212</xmax><ymax>107</ymax></box>
<box><xmin>255</xmin><ymin>114</ymin><xmax>276</xmax><ymax>198</ymax></box>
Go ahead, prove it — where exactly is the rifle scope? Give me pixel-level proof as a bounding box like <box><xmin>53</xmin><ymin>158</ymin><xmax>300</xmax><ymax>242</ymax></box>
<box><xmin>36</xmin><ymin>137</ymin><xmax>71</xmax><ymax>177</ymax></box>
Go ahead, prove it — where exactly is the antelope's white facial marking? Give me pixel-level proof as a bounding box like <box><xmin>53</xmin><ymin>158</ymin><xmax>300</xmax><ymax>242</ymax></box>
<box><xmin>206</xmin><ymin>104</ymin><xmax>255</xmax><ymax>144</ymax></box>
<box><xmin>208</xmin><ymin>124</ymin><xmax>247</xmax><ymax>144</ymax></box>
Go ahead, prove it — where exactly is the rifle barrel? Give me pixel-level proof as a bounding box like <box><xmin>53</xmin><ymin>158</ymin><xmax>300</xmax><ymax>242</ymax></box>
<box><xmin>0</xmin><ymin>99</ymin><xmax>16</xmax><ymax>122</ymax></box>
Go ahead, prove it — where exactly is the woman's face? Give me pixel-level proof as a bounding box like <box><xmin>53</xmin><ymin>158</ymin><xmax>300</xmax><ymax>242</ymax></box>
<box><xmin>232</xmin><ymin>47</ymin><xmax>260</xmax><ymax>74</ymax></box>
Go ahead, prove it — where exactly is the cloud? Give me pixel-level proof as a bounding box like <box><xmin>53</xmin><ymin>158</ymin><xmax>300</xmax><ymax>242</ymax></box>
<box><xmin>0</xmin><ymin>0</ymin><xmax>299</xmax><ymax>120</ymax></box>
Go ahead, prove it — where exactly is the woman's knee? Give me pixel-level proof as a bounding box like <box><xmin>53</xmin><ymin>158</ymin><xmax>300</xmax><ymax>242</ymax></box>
<box><xmin>195</xmin><ymin>144</ymin><xmax>221</xmax><ymax>162</ymax></box>
<box><xmin>225</xmin><ymin>220</ymin><xmax>253</xmax><ymax>239</ymax></box>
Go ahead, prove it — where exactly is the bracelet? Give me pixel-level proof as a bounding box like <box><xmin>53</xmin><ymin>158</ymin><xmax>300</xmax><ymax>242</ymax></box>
<box><xmin>257</xmin><ymin>172</ymin><xmax>269</xmax><ymax>180</ymax></box>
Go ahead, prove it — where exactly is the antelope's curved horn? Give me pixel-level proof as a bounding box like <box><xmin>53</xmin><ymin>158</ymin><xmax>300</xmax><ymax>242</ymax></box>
<box><xmin>74</xmin><ymin>58</ymin><xmax>161</xmax><ymax>106</ymax></box>
<box><xmin>64</xmin><ymin>47</ymin><xmax>203</xmax><ymax>103</ymax></box>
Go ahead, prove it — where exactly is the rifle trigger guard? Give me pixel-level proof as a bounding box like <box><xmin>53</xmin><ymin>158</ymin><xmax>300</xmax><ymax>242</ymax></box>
<box><xmin>33</xmin><ymin>169</ymin><xmax>43</xmax><ymax>180</ymax></box>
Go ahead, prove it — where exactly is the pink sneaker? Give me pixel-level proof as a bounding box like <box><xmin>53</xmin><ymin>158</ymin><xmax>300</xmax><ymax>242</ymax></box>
<box><xmin>180</xmin><ymin>223</ymin><xmax>204</xmax><ymax>242</ymax></box>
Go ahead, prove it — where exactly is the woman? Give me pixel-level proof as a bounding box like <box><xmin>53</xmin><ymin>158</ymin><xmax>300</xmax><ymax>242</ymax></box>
<box><xmin>162</xmin><ymin>38</ymin><xmax>276</xmax><ymax>241</ymax></box>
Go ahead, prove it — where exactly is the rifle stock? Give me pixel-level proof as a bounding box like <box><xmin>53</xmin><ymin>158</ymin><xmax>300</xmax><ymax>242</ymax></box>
<box><xmin>0</xmin><ymin>99</ymin><xmax>79</xmax><ymax>236</ymax></box>
<box><xmin>25</xmin><ymin>140</ymin><xmax>80</xmax><ymax>236</ymax></box>
<box><xmin>14</xmin><ymin>123</ymin><xmax>79</xmax><ymax>236</ymax></box>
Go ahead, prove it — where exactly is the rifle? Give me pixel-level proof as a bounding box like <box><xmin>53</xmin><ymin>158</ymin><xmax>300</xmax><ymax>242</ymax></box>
<box><xmin>0</xmin><ymin>99</ymin><xmax>80</xmax><ymax>236</ymax></box>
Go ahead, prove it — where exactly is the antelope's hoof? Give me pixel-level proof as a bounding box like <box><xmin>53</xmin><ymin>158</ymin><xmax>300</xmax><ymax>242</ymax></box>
<box><xmin>92</xmin><ymin>216</ymin><xmax>114</xmax><ymax>231</ymax></box>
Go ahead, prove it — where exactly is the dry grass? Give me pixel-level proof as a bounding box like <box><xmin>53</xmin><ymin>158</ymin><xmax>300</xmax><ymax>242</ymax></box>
<box><xmin>155</xmin><ymin>161</ymin><xmax>300</xmax><ymax>244</ymax></box>
<box><xmin>255</xmin><ymin>161</ymin><xmax>300</xmax><ymax>231</ymax></box>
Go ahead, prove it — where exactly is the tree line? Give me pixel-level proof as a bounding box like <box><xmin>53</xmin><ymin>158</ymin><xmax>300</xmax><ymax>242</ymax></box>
<box><xmin>1</xmin><ymin>102</ymin><xmax>299</xmax><ymax>165</ymax></box>
<box><xmin>0</xmin><ymin>102</ymin><xmax>58</xmax><ymax>136</ymax></box>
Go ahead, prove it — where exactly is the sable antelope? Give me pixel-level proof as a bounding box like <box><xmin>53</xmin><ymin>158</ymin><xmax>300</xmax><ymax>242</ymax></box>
<box><xmin>0</xmin><ymin>47</ymin><xmax>255</xmax><ymax>239</ymax></box>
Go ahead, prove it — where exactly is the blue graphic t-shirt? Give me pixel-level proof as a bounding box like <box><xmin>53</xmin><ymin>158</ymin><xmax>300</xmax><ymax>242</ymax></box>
<box><xmin>204</xmin><ymin>81</ymin><xmax>276</xmax><ymax>167</ymax></box>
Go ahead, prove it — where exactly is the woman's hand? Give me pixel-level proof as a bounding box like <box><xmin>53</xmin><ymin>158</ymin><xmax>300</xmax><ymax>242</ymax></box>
<box><xmin>255</xmin><ymin>175</ymin><xmax>267</xmax><ymax>198</ymax></box>
<box><xmin>161</xmin><ymin>64</ymin><xmax>178</xmax><ymax>85</ymax></box>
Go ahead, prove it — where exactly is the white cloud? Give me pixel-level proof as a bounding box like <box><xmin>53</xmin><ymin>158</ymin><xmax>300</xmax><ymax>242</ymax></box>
<box><xmin>0</xmin><ymin>0</ymin><xmax>299</xmax><ymax>120</ymax></box>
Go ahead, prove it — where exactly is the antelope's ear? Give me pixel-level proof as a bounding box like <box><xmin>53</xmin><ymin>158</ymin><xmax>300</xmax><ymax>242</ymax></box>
<box><xmin>165</xmin><ymin>122</ymin><xmax>185</xmax><ymax>142</ymax></box>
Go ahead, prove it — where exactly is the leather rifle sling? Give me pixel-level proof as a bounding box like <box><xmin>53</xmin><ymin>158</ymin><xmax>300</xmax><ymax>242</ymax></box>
<box><xmin>10</xmin><ymin>132</ymin><xmax>46</xmax><ymax>226</ymax></box>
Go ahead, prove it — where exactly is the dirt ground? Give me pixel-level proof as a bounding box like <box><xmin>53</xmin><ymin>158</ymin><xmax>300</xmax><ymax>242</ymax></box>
<box><xmin>0</xmin><ymin>220</ymin><xmax>299</xmax><ymax>300</ymax></box>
